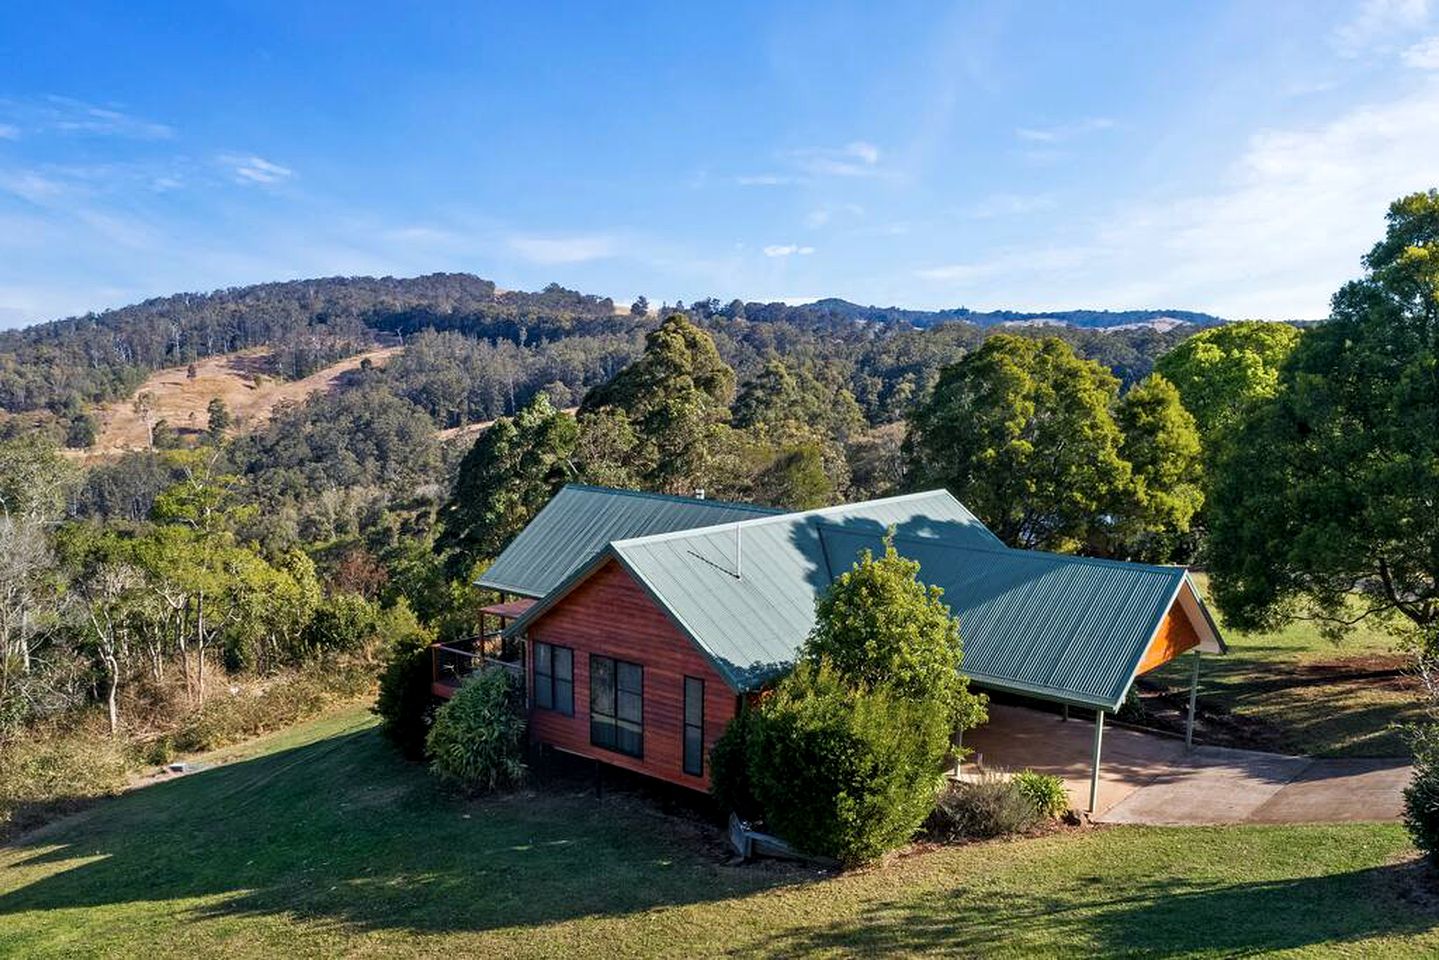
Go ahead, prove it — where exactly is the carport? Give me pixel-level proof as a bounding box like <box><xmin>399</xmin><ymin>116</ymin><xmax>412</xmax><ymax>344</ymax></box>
<box><xmin>834</xmin><ymin>531</ymin><xmax>1230</xmax><ymax>812</ymax></box>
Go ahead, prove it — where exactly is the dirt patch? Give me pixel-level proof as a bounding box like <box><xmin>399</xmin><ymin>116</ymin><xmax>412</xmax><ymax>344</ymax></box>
<box><xmin>71</xmin><ymin>344</ymin><xmax>402</xmax><ymax>460</ymax></box>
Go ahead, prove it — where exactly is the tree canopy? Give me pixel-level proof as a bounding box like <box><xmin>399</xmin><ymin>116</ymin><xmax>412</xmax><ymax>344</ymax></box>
<box><xmin>1208</xmin><ymin>190</ymin><xmax>1439</xmax><ymax>651</ymax></box>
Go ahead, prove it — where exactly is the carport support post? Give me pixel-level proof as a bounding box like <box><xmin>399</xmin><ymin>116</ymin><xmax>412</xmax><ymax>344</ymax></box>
<box><xmin>1088</xmin><ymin>709</ymin><xmax>1105</xmax><ymax>814</ymax></box>
<box><xmin>1185</xmin><ymin>649</ymin><xmax>1201</xmax><ymax>751</ymax></box>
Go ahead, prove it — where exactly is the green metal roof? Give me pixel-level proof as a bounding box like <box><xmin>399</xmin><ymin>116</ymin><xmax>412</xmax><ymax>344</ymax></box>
<box><xmin>506</xmin><ymin>489</ymin><xmax>1004</xmax><ymax>688</ymax></box>
<box><xmin>477</xmin><ymin>484</ymin><xmax>781</xmax><ymax>597</ymax></box>
<box><xmin>818</xmin><ymin>527</ymin><xmax>1214</xmax><ymax>709</ymax></box>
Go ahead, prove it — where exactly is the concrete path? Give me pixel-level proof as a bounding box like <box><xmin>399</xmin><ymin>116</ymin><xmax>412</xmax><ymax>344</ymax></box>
<box><xmin>963</xmin><ymin>704</ymin><xmax>1411</xmax><ymax>825</ymax></box>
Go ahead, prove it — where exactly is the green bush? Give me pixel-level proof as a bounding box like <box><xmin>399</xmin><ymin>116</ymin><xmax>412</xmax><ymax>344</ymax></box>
<box><xmin>926</xmin><ymin>773</ymin><xmax>1038</xmax><ymax>841</ymax></box>
<box><xmin>1012</xmin><ymin>769</ymin><xmax>1069</xmax><ymax>819</ymax></box>
<box><xmin>746</xmin><ymin>663</ymin><xmax>949</xmax><ymax>865</ymax></box>
<box><xmin>710</xmin><ymin>707</ymin><xmax>761</xmax><ymax>820</ymax></box>
<box><xmin>426</xmin><ymin>668</ymin><xmax>527</xmax><ymax>792</ymax></box>
<box><xmin>1404</xmin><ymin>729</ymin><xmax>1439</xmax><ymax>864</ymax></box>
<box><xmin>303</xmin><ymin>593</ymin><xmax>381</xmax><ymax>656</ymax></box>
<box><xmin>375</xmin><ymin>625</ymin><xmax>438</xmax><ymax>760</ymax></box>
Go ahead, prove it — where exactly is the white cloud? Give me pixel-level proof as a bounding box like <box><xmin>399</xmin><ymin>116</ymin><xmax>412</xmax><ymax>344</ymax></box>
<box><xmin>223</xmin><ymin>155</ymin><xmax>295</xmax><ymax>185</ymax></box>
<box><xmin>0</xmin><ymin>124</ymin><xmax>18</xmax><ymax>140</ymax></box>
<box><xmin>735</xmin><ymin>174</ymin><xmax>793</xmax><ymax>186</ymax></box>
<box><xmin>787</xmin><ymin>141</ymin><xmax>884</xmax><ymax>178</ymax></box>
<box><xmin>40</xmin><ymin>96</ymin><xmax>174</xmax><ymax>139</ymax></box>
<box><xmin>0</xmin><ymin>170</ymin><xmax>67</xmax><ymax>204</ymax></box>
<box><xmin>508</xmin><ymin>234</ymin><xmax>617</xmax><ymax>264</ymax></box>
<box><xmin>1332</xmin><ymin>0</ymin><xmax>1430</xmax><ymax>57</ymax></box>
<box><xmin>763</xmin><ymin>244</ymin><xmax>815</xmax><ymax>258</ymax></box>
<box><xmin>1014</xmin><ymin>117</ymin><xmax>1116</xmax><ymax>143</ymax></box>
<box><xmin>919</xmin><ymin>78</ymin><xmax>1439</xmax><ymax>319</ymax></box>
<box><xmin>1403</xmin><ymin>34</ymin><xmax>1439</xmax><ymax>67</ymax></box>
<box><xmin>804</xmin><ymin>203</ymin><xmax>863</xmax><ymax>228</ymax></box>
<box><xmin>969</xmin><ymin>192</ymin><xmax>1055</xmax><ymax>218</ymax></box>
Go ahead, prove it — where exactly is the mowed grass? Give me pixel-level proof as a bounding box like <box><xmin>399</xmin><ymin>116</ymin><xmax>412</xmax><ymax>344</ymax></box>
<box><xmin>1148</xmin><ymin>574</ymin><xmax>1422</xmax><ymax>758</ymax></box>
<box><xmin>2</xmin><ymin>705</ymin><xmax>1438</xmax><ymax>958</ymax></box>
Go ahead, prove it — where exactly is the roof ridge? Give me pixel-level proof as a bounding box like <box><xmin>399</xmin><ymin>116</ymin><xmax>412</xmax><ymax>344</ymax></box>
<box><xmin>560</xmin><ymin>483</ymin><xmax>781</xmax><ymax>514</ymax></box>
<box><xmin>609</xmin><ymin>489</ymin><xmax>963</xmax><ymax>549</ymax></box>
<box><xmin>816</xmin><ymin>521</ymin><xmax>1189</xmax><ymax>577</ymax></box>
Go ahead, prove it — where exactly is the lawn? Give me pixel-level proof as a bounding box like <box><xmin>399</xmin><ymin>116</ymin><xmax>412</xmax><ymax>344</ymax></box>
<box><xmin>1145</xmin><ymin>574</ymin><xmax>1422</xmax><ymax>758</ymax></box>
<box><xmin>2</xmin><ymin>704</ymin><xmax>1437</xmax><ymax>958</ymax></box>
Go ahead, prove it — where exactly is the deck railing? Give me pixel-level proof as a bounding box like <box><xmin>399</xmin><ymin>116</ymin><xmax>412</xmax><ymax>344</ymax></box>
<box><xmin>431</xmin><ymin>635</ymin><xmax>524</xmax><ymax>694</ymax></box>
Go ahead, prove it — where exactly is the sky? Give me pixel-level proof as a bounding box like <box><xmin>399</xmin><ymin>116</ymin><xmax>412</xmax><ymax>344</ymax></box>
<box><xmin>3</xmin><ymin>1</ymin><xmax>1439</xmax><ymax>329</ymax></box>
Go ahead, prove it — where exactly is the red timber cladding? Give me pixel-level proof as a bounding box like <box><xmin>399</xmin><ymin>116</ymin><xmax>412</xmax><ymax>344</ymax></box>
<box><xmin>523</xmin><ymin>558</ymin><xmax>739</xmax><ymax>791</ymax></box>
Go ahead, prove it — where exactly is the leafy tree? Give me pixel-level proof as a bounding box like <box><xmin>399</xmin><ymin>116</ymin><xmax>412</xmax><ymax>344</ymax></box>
<box><xmin>65</xmin><ymin>413</ymin><xmax>98</xmax><ymax>450</ymax></box>
<box><xmin>1154</xmin><ymin>320</ymin><xmax>1301</xmax><ymax>450</ymax></box>
<box><xmin>1108</xmin><ymin>374</ymin><xmax>1204</xmax><ymax>558</ymax></box>
<box><xmin>630</xmin><ymin>296</ymin><xmax>649</xmax><ymax>317</ymax></box>
<box><xmin>302</xmin><ymin>593</ymin><xmax>381</xmax><ymax>657</ymax></box>
<box><xmin>905</xmin><ymin>335</ymin><xmax>1131</xmax><ymax>552</ymax></box>
<box><xmin>1208</xmin><ymin>191</ymin><xmax>1439</xmax><ymax>651</ymax></box>
<box><xmin>803</xmin><ymin>538</ymin><xmax>987</xmax><ymax>730</ymax></box>
<box><xmin>750</xmin><ymin>442</ymin><xmax>834</xmax><ymax>510</ymax></box>
<box><xmin>436</xmin><ymin>393</ymin><xmax>578</xmax><ymax>577</ymax></box>
<box><xmin>206</xmin><ymin>397</ymin><xmax>232</xmax><ymax>439</ymax></box>
<box><xmin>580</xmin><ymin>314</ymin><xmax>735</xmax><ymax>494</ymax></box>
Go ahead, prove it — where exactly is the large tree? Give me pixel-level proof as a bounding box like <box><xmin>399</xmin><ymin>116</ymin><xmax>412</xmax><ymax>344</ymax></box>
<box><xmin>580</xmin><ymin>314</ymin><xmax>735</xmax><ymax>495</ymax></box>
<box><xmin>436</xmin><ymin>393</ymin><xmax>578</xmax><ymax>577</ymax></box>
<box><xmin>1154</xmin><ymin>320</ymin><xmax>1301</xmax><ymax>451</ymax></box>
<box><xmin>905</xmin><ymin>335</ymin><xmax>1132</xmax><ymax>552</ymax></box>
<box><xmin>1208</xmin><ymin>191</ymin><xmax>1439</xmax><ymax>651</ymax></box>
<box><xmin>1109</xmin><ymin>373</ymin><xmax>1204</xmax><ymax>559</ymax></box>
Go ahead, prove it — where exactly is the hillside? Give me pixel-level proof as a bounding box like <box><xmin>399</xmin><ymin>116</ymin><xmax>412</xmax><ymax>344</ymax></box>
<box><xmin>76</xmin><ymin>344</ymin><xmax>402</xmax><ymax>458</ymax></box>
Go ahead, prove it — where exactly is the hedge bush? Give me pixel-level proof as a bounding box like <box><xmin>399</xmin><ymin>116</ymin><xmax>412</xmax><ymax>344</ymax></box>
<box><xmin>1404</xmin><ymin>728</ymin><xmax>1439</xmax><ymax>864</ymax></box>
<box><xmin>1012</xmin><ymin>769</ymin><xmax>1068</xmax><ymax>819</ymax></box>
<box><xmin>709</xmin><ymin>706</ymin><xmax>762</xmax><ymax>821</ymax></box>
<box><xmin>746</xmin><ymin>663</ymin><xmax>949</xmax><ymax>865</ymax></box>
<box><xmin>426</xmin><ymin>668</ymin><xmax>526</xmax><ymax>792</ymax></box>
<box><xmin>374</xmin><ymin>602</ymin><xmax>438</xmax><ymax>760</ymax></box>
<box><xmin>926</xmin><ymin>773</ymin><xmax>1037</xmax><ymax>841</ymax></box>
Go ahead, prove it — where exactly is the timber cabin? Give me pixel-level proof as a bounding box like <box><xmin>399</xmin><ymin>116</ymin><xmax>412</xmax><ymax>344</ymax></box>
<box><xmin>431</xmin><ymin>485</ymin><xmax>1225</xmax><ymax>802</ymax></box>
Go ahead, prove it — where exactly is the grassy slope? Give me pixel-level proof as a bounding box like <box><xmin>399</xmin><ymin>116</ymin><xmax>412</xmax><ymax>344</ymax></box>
<box><xmin>2</xmin><ymin>705</ymin><xmax>1436</xmax><ymax>959</ymax></box>
<box><xmin>1147</xmin><ymin>575</ymin><xmax>1421</xmax><ymax>757</ymax></box>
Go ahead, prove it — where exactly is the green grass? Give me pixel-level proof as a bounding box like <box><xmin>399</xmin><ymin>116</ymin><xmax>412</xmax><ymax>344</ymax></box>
<box><xmin>3</xmin><ymin>704</ymin><xmax>1438</xmax><ymax>958</ymax></box>
<box><xmin>1148</xmin><ymin>574</ymin><xmax>1422</xmax><ymax>757</ymax></box>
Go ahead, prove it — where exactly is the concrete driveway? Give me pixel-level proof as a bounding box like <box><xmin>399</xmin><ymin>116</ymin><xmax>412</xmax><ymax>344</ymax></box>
<box><xmin>963</xmin><ymin>704</ymin><xmax>1411</xmax><ymax>825</ymax></box>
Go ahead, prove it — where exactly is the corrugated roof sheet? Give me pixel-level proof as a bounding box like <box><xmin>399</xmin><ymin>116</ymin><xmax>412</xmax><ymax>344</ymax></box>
<box><xmin>505</xmin><ymin>485</ymin><xmax>1220</xmax><ymax>711</ymax></box>
<box><xmin>477</xmin><ymin>484</ymin><xmax>781</xmax><ymax>597</ymax></box>
<box><xmin>817</xmin><ymin>527</ymin><xmax>1187</xmax><ymax>709</ymax></box>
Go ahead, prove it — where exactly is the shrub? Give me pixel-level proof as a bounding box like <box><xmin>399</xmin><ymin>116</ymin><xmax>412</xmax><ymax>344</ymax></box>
<box><xmin>1117</xmin><ymin>686</ymin><xmax>1146</xmax><ymax>723</ymax></box>
<box><xmin>1012</xmin><ymin>769</ymin><xmax>1069</xmax><ymax>819</ymax></box>
<box><xmin>1404</xmin><ymin>729</ymin><xmax>1439</xmax><ymax>864</ymax></box>
<box><xmin>746</xmin><ymin>663</ymin><xmax>949</xmax><ymax>865</ymax></box>
<box><xmin>710</xmin><ymin>707</ymin><xmax>762</xmax><ymax>820</ymax></box>
<box><xmin>375</xmin><ymin>623</ymin><xmax>438</xmax><ymax>760</ymax></box>
<box><xmin>426</xmin><ymin>668</ymin><xmax>527</xmax><ymax>792</ymax></box>
<box><xmin>926</xmin><ymin>773</ymin><xmax>1038</xmax><ymax>842</ymax></box>
<box><xmin>0</xmin><ymin>718</ymin><xmax>130</xmax><ymax>838</ymax></box>
<box><xmin>303</xmin><ymin>593</ymin><xmax>381</xmax><ymax>656</ymax></box>
<box><xmin>172</xmin><ymin>662</ymin><xmax>372</xmax><ymax>753</ymax></box>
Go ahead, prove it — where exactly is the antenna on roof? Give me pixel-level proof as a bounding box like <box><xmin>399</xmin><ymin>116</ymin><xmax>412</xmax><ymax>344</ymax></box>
<box><xmin>694</xmin><ymin>488</ymin><xmax>706</xmax><ymax>500</ymax></box>
<box><xmin>735</xmin><ymin>522</ymin><xmax>743</xmax><ymax>580</ymax></box>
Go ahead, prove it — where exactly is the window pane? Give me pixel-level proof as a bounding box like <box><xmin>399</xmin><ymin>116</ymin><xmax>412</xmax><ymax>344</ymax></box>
<box><xmin>617</xmin><ymin>661</ymin><xmax>642</xmax><ymax>694</ymax></box>
<box><xmin>554</xmin><ymin>647</ymin><xmax>572</xmax><ymax>681</ymax></box>
<box><xmin>535</xmin><ymin>677</ymin><xmax>553</xmax><ymax>710</ymax></box>
<box><xmin>684</xmin><ymin>726</ymin><xmax>703</xmax><ymax>775</ymax></box>
<box><xmin>616</xmin><ymin>690</ymin><xmax>642</xmax><ymax>724</ymax></box>
<box><xmin>555</xmin><ymin>679</ymin><xmax>573</xmax><ymax>716</ymax></box>
<box><xmin>534</xmin><ymin>642</ymin><xmax>551</xmax><ymax>677</ymax></box>
<box><xmin>590</xmin><ymin>656</ymin><xmax>615</xmax><ymax>715</ymax></box>
<box><xmin>617</xmin><ymin>725</ymin><xmax>643</xmax><ymax>758</ymax></box>
<box><xmin>590</xmin><ymin>718</ymin><xmax>616</xmax><ymax>749</ymax></box>
<box><xmin>684</xmin><ymin>677</ymin><xmax>703</xmax><ymax>726</ymax></box>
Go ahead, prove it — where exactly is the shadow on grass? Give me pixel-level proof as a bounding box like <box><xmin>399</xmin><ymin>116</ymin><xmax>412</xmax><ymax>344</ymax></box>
<box><xmin>0</xmin><ymin>722</ymin><xmax>796</xmax><ymax>935</ymax></box>
<box><xmin>736</xmin><ymin>862</ymin><xmax>1439</xmax><ymax>957</ymax></box>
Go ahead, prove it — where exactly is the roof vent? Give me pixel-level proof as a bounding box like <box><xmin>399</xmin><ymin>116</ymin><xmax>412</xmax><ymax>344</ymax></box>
<box><xmin>694</xmin><ymin>488</ymin><xmax>706</xmax><ymax>500</ymax></box>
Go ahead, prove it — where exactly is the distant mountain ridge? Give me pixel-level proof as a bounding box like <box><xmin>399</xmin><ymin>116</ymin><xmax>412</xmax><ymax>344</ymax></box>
<box><xmin>786</xmin><ymin>298</ymin><xmax>1224</xmax><ymax>330</ymax></box>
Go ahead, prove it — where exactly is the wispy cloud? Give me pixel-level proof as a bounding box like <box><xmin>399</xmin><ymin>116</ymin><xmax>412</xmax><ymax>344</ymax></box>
<box><xmin>788</xmin><ymin>141</ymin><xmax>883</xmax><ymax>178</ymax></box>
<box><xmin>508</xmin><ymin>234</ymin><xmax>617</xmax><ymax>264</ymax></box>
<box><xmin>1403</xmin><ymin>34</ymin><xmax>1439</xmax><ymax>67</ymax></box>
<box><xmin>763</xmin><ymin>244</ymin><xmax>815</xmax><ymax>258</ymax></box>
<box><xmin>1014</xmin><ymin>117</ymin><xmax>1115</xmax><ymax>143</ymax></box>
<box><xmin>735</xmin><ymin>174</ymin><xmax>794</xmax><ymax>187</ymax></box>
<box><xmin>1333</xmin><ymin>0</ymin><xmax>1430</xmax><ymax>57</ymax></box>
<box><xmin>968</xmin><ymin>192</ymin><xmax>1056</xmax><ymax>218</ymax></box>
<box><xmin>0</xmin><ymin>170</ymin><xmax>67</xmax><ymax>204</ymax></box>
<box><xmin>0</xmin><ymin>124</ymin><xmax>18</xmax><ymax>141</ymax></box>
<box><xmin>30</xmin><ymin>96</ymin><xmax>175</xmax><ymax>140</ymax></box>
<box><xmin>804</xmin><ymin>203</ymin><xmax>864</xmax><ymax>229</ymax></box>
<box><xmin>222</xmin><ymin>155</ymin><xmax>295</xmax><ymax>185</ymax></box>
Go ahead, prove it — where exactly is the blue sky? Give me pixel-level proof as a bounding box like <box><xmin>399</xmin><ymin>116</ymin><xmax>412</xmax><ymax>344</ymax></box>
<box><xmin>3</xmin><ymin>0</ymin><xmax>1439</xmax><ymax>328</ymax></box>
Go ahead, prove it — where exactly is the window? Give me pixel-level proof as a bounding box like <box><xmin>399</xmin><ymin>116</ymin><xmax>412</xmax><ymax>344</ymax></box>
<box><xmin>532</xmin><ymin>642</ymin><xmax>573</xmax><ymax>716</ymax></box>
<box><xmin>683</xmin><ymin>676</ymin><xmax>705</xmax><ymax>777</ymax></box>
<box><xmin>590</xmin><ymin>655</ymin><xmax>643</xmax><ymax>758</ymax></box>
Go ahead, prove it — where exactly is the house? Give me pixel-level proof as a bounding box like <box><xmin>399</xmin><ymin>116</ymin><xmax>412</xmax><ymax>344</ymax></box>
<box><xmin>438</xmin><ymin>484</ymin><xmax>1225</xmax><ymax>811</ymax></box>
